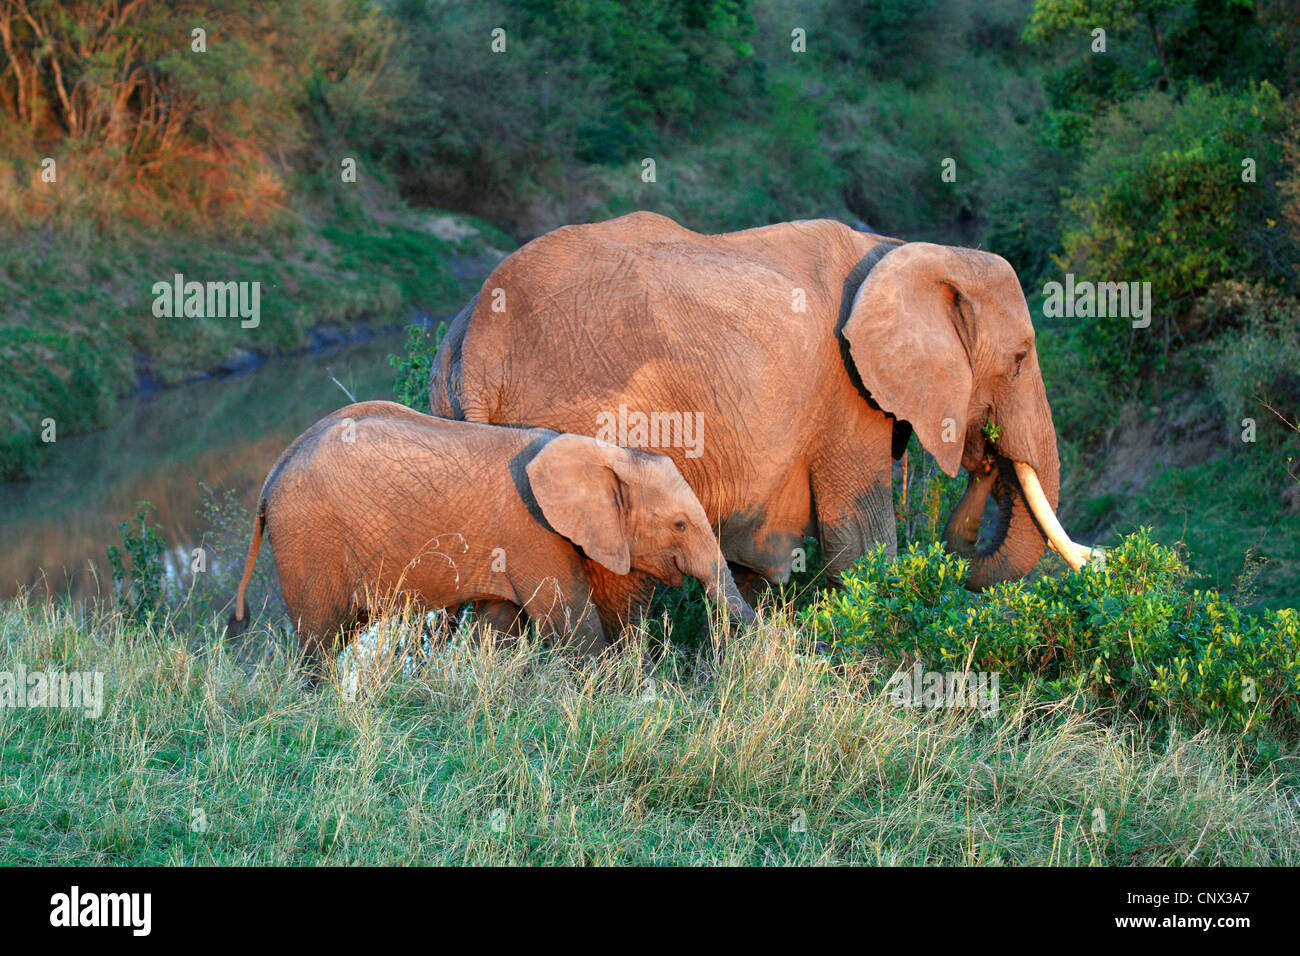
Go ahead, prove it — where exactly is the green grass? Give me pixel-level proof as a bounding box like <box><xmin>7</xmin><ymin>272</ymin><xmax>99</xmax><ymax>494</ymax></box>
<box><xmin>1071</xmin><ymin>457</ymin><xmax>1300</xmax><ymax>612</ymax></box>
<box><xmin>2</xmin><ymin>596</ymin><xmax>1297</xmax><ymax>865</ymax></box>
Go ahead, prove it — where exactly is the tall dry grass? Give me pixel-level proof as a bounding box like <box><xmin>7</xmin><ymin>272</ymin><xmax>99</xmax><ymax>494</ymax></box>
<box><xmin>1</xmin><ymin>595</ymin><xmax>1296</xmax><ymax>865</ymax></box>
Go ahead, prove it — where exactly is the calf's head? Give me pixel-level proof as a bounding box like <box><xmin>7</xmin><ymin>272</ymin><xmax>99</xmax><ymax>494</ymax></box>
<box><xmin>525</xmin><ymin>434</ymin><xmax>756</xmax><ymax>623</ymax></box>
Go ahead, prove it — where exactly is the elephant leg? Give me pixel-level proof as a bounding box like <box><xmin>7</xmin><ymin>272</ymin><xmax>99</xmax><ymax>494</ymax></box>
<box><xmin>518</xmin><ymin>575</ymin><xmax>608</xmax><ymax>656</ymax></box>
<box><xmin>717</xmin><ymin>468</ymin><xmax>814</xmax><ymax>586</ymax></box>
<box><xmin>473</xmin><ymin>599</ymin><xmax>527</xmax><ymax>647</ymax></box>
<box><xmin>817</xmin><ymin>481</ymin><xmax>895</xmax><ymax>580</ymax></box>
<box><xmin>292</xmin><ymin>611</ymin><xmax>365</xmax><ymax>685</ymax></box>
<box><xmin>585</xmin><ymin>564</ymin><xmax>659</xmax><ymax>643</ymax></box>
<box><xmin>810</xmin><ymin>428</ymin><xmax>896</xmax><ymax>581</ymax></box>
<box><xmin>280</xmin><ymin>573</ymin><xmax>353</xmax><ymax>680</ymax></box>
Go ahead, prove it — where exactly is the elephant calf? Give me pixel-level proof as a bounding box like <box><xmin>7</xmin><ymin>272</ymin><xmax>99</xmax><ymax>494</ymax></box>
<box><xmin>226</xmin><ymin>401</ymin><xmax>754</xmax><ymax>663</ymax></box>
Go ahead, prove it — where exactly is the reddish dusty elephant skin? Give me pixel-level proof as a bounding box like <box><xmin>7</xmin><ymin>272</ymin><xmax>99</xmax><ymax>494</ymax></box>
<box><xmin>226</xmin><ymin>400</ymin><xmax>753</xmax><ymax>666</ymax></box>
<box><xmin>430</xmin><ymin>212</ymin><xmax>1091</xmax><ymax>605</ymax></box>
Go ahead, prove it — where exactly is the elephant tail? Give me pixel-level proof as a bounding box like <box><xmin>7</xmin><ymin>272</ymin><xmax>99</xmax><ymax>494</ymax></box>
<box><xmin>226</xmin><ymin>506</ymin><xmax>266</xmax><ymax>638</ymax></box>
<box><xmin>428</xmin><ymin>293</ymin><xmax>477</xmax><ymax>419</ymax></box>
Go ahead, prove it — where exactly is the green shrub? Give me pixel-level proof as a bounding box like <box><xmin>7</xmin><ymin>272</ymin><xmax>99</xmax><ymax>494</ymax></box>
<box><xmin>1206</xmin><ymin>283</ymin><xmax>1300</xmax><ymax>446</ymax></box>
<box><xmin>384</xmin><ymin>0</ymin><xmax>757</xmax><ymax>229</ymax></box>
<box><xmin>106</xmin><ymin>503</ymin><xmax>168</xmax><ymax>626</ymax></box>
<box><xmin>98</xmin><ymin>490</ymin><xmax>284</xmax><ymax>637</ymax></box>
<box><xmin>810</xmin><ymin>531</ymin><xmax>1300</xmax><ymax>748</ymax></box>
<box><xmin>180</xmin><ymin>485</ymin><xmax>280</xmax><ymax>635</ymax></box>
<box><xmin>391</xmin><ymin>322</ymin><xmax>446</xmax><ymax>411</ymax></box>
<box><xmin>1058</xmin><ymin>81</ymin><xmax>1295</xmax><ymax>377</ymax></box>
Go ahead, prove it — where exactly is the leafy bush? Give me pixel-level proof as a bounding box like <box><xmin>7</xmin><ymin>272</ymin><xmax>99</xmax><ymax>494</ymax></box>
<box><xmin>384</xmin><ymin>0</ymin><xmax>757</xmax><ymax>230</ymax></box>
<box><xmin>391</xmin><ymin>322</ymin><xmax>446</xmax><ymax>411</ymax></box>
<box><xmin>102</xmin><ymin>490</ymin><xmax>283</xmax><ymax>635</ymax></box>
<box><xmin>1057</xmin><ymin>81</ymin><xmax>1295</xmax><ymax>377</ymax></box>
<box><xmin>1027</xmin><ymin>0</ymin><xmax>1295</xmax><ymax>106</ymax></box>
<box><xmin>181</xmin><ymin>485</ymin><xmax>280</xmax><ymax>635</ymax></box>
<box><xmin>1206</xmin><ymin>282</ymin><xmax>1300</xmax><ymax>447</ymax></box>
<box><xmin>810</xmin><ymin>531</ymin><xmax>1300</xmax><ymax>748</ymax></box>
<box><xmin>106</xmin><ymin>503</ymin><xmax>167</xmax><ymax>625</ymax></box>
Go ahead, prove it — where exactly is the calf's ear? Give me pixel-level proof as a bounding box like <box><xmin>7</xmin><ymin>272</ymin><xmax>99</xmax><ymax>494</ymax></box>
<box><xmin>526</xmin><ymin>434</ymin><xmax>632</xmax><ymax>575</ymax></box>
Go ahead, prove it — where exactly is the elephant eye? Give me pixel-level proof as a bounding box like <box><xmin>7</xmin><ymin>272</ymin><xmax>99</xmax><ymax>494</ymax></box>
<box><xmin>1013</xmin><ymin>348</ymin><xmax>1028</xmax><ymax>376</ymax></box>
<box><xmin>673</xmin><ymin>518</ymin><xmax>688</xmax><ymax>533</ymax></box>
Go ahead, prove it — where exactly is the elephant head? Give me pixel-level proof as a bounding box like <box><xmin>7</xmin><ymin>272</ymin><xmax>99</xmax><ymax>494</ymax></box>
<box><xmin>525</xmin><ymin>434</ymin><xmax>756</xmax><ymax>623</ymax></box>
<box><xmin>840</xmin><ymin>241</ymin><xmax>1095</xmax><ymax>589</ymax></box>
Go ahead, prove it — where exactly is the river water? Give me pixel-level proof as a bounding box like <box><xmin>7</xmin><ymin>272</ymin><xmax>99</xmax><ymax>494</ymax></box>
<box><xmin>0</xmin><ymin>335</ymin><xmax>405</xmax><ymax>602</ymax></box>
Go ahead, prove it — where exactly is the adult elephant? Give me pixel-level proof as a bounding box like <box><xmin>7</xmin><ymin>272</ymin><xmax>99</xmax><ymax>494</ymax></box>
<box><xmin>430</xmin><ymin>212</ymin><xmax>1093</xmax><ymax>616</ymax></box>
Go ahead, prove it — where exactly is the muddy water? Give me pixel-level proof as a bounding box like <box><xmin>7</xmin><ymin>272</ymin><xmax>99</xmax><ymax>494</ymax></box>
<box><xmin>0</xmin><ymin>335</ymin><xmax>406</xmax><ymax>602</ymax></box>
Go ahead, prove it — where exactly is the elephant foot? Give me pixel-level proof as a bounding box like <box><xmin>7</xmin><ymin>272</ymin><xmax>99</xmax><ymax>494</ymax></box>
<box><xmin>473</xmin><ymin>599</ymin><xmax>528</xmax><ymax>647</ymax></box>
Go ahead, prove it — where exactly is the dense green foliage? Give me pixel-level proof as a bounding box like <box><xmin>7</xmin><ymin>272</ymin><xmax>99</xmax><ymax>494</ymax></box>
<box><xmin>812</xmin><ymin>533</ymin><xmax>1300</xmax><ymax>750</ymax></box>
<box><xmin>390</xmin><ymin>321</ymin><xmax>447</xmax><ymax>411</ymax></box>
<box><xmin>1000</xmin><ymin>0</ymin><xmax>1300</xmax><ymax>380</ymax></box>
<box><xmin>1059</xmin><ymin>83</ymin><xmax>1294</xmax><ymax>374</ymax></box>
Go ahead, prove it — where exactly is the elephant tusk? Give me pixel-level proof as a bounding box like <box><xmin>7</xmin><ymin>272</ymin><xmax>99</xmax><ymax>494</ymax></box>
<box><xmin>1012</xmin><ymin>461</ymin><xmax>1096</xmax><ymax>571</ymax></box>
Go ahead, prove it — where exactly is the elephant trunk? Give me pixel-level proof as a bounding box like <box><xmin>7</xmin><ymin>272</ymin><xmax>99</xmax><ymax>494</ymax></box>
<box><xmin>942</xmin><ymin>414</ymin><xmax>1096</xmax><ymax>590</ymax></box>
<box><xmin>691</xmin><ymin>549</ymin><xmax>757</xmax><ymax>626</ymax></box>
<box><xmin>942</xmin><ymin>464</ymin><xmax>996</xmax><ymax>560</ymax></box>
<box><xmin>946</xmin><ymin>456</ymin><xmax>1049</xmax><ymax>590</ymax></box>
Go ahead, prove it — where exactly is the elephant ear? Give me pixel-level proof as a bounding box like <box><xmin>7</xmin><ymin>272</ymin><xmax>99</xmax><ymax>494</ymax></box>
<box><xmin>840</xmin><ymin>242</ymin><xmax>976</xmax><ymax>478</ymax></box>
<box><xmin>525</xmin><ymin>434</ymin><xmax>632</xmax><ymax>575</ymax></box>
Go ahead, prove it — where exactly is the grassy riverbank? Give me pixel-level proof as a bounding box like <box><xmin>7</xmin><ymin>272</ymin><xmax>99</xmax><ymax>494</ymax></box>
<box><xmin>2</xmin><ymin>595</ymin><xmax>1296</xmax><ymax>866</ymax></box>
<box><xmin>0</xmin><ymin>198</ymin><xmax>510</xmax><ymax>481</ymax></box>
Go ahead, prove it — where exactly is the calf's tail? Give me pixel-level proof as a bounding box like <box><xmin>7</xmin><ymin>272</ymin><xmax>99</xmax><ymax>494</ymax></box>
<box><xmin>225</xmin><ymin>507</ymin><xmax>266</xmax><ymax>638</ymax></box>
